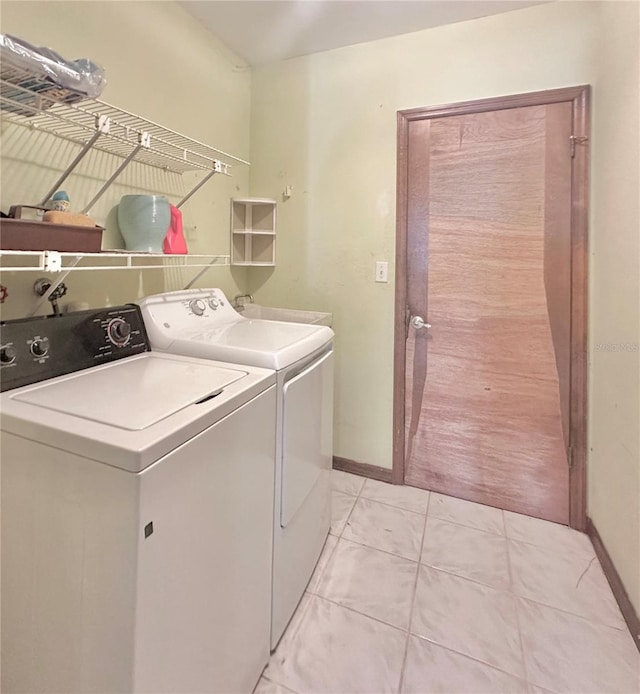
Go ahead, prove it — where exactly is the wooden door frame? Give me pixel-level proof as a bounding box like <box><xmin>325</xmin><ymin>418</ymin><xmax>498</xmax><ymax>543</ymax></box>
<box><xmin>392</xmin><ymin>86</ymin><xmax>590</xmax><ymax>530</ymax></box>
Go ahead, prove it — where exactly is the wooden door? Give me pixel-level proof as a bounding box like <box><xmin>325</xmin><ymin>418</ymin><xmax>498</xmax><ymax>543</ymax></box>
<box><xmin>394</xmin><ymin>89</ymin><xmax>589</xmax><ymax>527</ymax></box>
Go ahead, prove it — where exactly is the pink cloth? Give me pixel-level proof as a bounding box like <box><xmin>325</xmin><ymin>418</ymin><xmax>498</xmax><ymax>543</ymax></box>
<box><xmin>163</xmin><ymin>204</ymin><xmax>188</xmax><ymax>254</ymax></box>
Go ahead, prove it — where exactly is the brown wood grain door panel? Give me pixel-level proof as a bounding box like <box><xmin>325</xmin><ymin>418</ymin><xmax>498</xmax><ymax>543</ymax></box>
<box><xmin>398</xmin><ymin>97</ymin><xmax>585</xmax><ymax>525</ymax></box>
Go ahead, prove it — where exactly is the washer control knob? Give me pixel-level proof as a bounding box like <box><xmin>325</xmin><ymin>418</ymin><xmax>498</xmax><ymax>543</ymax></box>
<box><xmin>208</xmin><ymin>298</ymin><xmax>219</xmax><ymax>310</ymax></box>
<box><xmin>190</xmin><ymin>299</ymin><xmax>206</xmax><ymax>316</ymax></box>
<box><xmin>1</xmin><ymin>345</ymin><xmax>17</xmax><ymax>364</ymax></box>
<box><xmin>108</xmin><ymin>319</ymin><xmax>132</xmax><ymax>346</ymax></box>
<box><xmin>30</xmin><ymin>338</ymin><xmax>49</xmax><ymax>358</ymax></box>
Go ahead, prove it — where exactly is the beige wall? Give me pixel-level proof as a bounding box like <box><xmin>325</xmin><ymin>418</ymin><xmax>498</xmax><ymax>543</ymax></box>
<box><xmin>249</xmin><ymin>1</ymin><xmax>640</xmax><ymax>611</ymax></box>
<box><xmin>249</xmin><ymin>1</ymin><xmax>598</xmax><ymax>469</ymax></box>
<box><xmin>0</xmin><ymin>1</ymin><xmax>251</xmax><ymax>319</ymax></box>
<box><xmin>588</xmin><ymin>1</ymin><xmax>640</xmax><ymax>614</ymax></box>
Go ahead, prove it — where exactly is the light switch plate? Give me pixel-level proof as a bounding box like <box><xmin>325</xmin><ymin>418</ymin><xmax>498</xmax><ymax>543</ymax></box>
<box><xmin>375</xmin><ymin>261</ymin><xmax>388</xmax><ymax>283</ymax></box>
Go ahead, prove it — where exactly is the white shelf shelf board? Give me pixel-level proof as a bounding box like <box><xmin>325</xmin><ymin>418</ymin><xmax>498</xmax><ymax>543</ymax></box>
<box><xmin>231</xmin><ymin>198</ymin><xmax>277</xmax><ymax>205</ymax></box>
<box><xmin>0</xmin><ymin>250</ymin><xmax>230</xmax><ymax>273</ymax></box>
<box><xmin>232</xmin><ymin>230</ymin><xmax>276</xmax><ymax>236</ymax></box>
<box><xmin>231</xmin><ymin>261</ymin><xmax>275</xmax><ymax>267</ymax></box>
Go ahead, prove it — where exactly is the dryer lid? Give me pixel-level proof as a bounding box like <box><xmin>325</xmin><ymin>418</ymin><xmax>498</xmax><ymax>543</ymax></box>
<box><xmin>171</xmin><ymin>319</ymin><xmax>333</xmax><ymax>370</ymax></box>
<box><xmin>138</xmin><ymin>289</ymin><xmax>334</xmax><ymax>370</ymax></box>
<box><xmin>12</xmin><ymin>354</ymin><xmax>246</xmax><ymax>430</ymax></box>
<box><xmin>190</xmin><ymin>318</ymin><xmax>318</xmax><ymax>351</ymax></box>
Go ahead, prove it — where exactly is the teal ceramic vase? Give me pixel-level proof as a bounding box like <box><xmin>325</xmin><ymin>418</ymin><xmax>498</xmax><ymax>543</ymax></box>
<box><xmin>117</xmin><ymin>195</ymin><xmax>170</xmax><ymax>253</ymax></box>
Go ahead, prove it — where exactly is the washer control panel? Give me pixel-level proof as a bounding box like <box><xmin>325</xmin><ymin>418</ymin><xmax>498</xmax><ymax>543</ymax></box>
<box><xmin>179</xmin><ymin>289</ymin><xmax>231</xmax><ymax>320</ymax></box>
<box><xmin>0</xmin><ymin>305</ymin><xmax>149</xmax><ymax>392</ymax></box>
<box><xmin>138</xmin><ymin>289</ymin><xmax>242</xmax><ymax>348</ymax></box>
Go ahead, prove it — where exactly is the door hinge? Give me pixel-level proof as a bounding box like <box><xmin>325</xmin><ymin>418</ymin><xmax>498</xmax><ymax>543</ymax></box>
<box><xmin>570</xmin><ymin>135</ymin><xmax>588</xmax><ymax>158</ymax></box>
<box><xmin>567</xmin><ymin>445</ymin><xmax>574</xmax><ymax>469</ymax></box>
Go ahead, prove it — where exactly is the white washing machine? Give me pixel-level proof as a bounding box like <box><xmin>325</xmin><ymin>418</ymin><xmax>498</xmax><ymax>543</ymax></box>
<box><xmin>0</xmin><ymin>304</ymin><xmax>276</xmax><ymax>694</ymax></box>
<box><xmin>138</xmin><ymin>289</ymin><xmax>334</xmax><ymax>648</ymax></box>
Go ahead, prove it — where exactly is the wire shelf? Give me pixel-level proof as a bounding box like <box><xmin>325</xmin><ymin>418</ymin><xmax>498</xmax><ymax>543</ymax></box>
<box><xmin>0</xmin><ymin>63</ymin><xmax>249</xmax><ymax>175</ymax></box>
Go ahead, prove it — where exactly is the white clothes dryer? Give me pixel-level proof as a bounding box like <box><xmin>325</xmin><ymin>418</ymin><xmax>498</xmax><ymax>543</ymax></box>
<box><xmin>138</xmin><ymin>289</ymin><xmax>334</xmax><ymax>648</ymax></box>
<box><xmin>0</xmin><ymin>305</ymin><xmax>276</xmax><ymax>694</ymax></box>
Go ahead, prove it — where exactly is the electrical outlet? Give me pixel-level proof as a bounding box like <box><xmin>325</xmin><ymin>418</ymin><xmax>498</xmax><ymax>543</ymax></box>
<box><xmin>375</xmin><ymin>261</ymin><xmax>388</xmax><ymax>283</ymax></box>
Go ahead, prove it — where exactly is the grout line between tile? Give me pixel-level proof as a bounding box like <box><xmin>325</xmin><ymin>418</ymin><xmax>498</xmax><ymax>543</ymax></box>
<box><xmin>410</xmin><ymin>540</ymin><xmax>529</xmax><ymax>683</ymax></box>
<box><xmin>506</xmin><ymin>535</ymin><xmax>530</xmax><ymax>687</ymax></box>
<box><xmin>355</xmin><ymin>495</ymin><xmax>429</xmax><ymax>518</ymax></box>
<box><xmin>338</xmin><ymin>493</ymin><xmax>359</xmax><ymax>538</ymax></box>
<box><xmin>416</xmin><ymin>561</ymin><xmax>512</xmax><ymax>595</ymax></box>
<box><xmin>326</xmin><ymin>483</ymin><xmax>628</xmax><ymax>692</ymax></box>
<box><xmin>331</xmin><ymin>488</ymin><xmax>358</xmax><ymax>500</ymax></box>
<box><xmin>502</xmin><ymin>511</ymin><xmax>594</xmax><ymax>553</ymax></box>
<box><xmin>409</xmin><ymin>631</ymin><xmax>530</xmax><ymax>688</ymax></box>
<box><xmin>425</xmin><ymin>513</ymin><xmax>506</xmax><ymax>537</ymax></box>
<box><xmin>505</xmin><ymin>533</ymin><xmax>596</xmax><ymax>559</ymax></box>
<box><xmin>427</xmin><ymin>514</ymin><xmax>505</xmax><ymax>536</ymax></box>
<box><xmin>413</xmin><ymin>536</ymin><xmax>628</xmax><ymax>633</ymax></box>
<box><xmin>358</xmin><ymin>494</ymin><xmax>430</xmax><ymax>515</ymax></box>
<box><xmin>331</xmin><ymin>470</ymin><xmax>366</xmax><ymax>498</ymax></box>
<box><xmin>307</xmin><ymin>592</ymin><xmax>410</xmax><ymax>635</ymax></box>
<box><xmin>326</xmin><ymin>534</ymin><xmax>420</xmax><ymax>564</ymax></box>
<box><xmin>502</xmin><ymin>510</ymin><xmax>511</xmax><ymax>589</ymax></box>
<box><xmin>516</xmin><ymin>594</ymin><xmax>629</xmax><ymax>633</ymax></box>
<box><xmin>397</xmin><ymin>491</ymin><xmax>431</xmax><ymax>693</ymax></box>
<box><xmin>506</xmin><ymin>541</ymin><xmax>627</xmax><ymax>631</ymax></box>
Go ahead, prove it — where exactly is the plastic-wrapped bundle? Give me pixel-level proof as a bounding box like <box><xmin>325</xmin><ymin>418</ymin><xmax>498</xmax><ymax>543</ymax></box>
<box><xmin>0</xmin><ymin>33</ymin><xmax>107</xmax><ymax>114</ymax></box>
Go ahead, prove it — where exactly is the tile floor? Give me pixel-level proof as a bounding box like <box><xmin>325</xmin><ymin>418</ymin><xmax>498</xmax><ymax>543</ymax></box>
<box><xmin>256</xmin><ymin>471</ymin><xmax>640</xmax><ymax>694</ymax></box>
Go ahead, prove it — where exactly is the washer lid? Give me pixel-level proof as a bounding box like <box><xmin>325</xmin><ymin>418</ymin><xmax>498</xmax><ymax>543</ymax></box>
<box><xmin>13</xmin><ymin>354</ymin><xmax>245</xmax><ymax>430</ymax></box>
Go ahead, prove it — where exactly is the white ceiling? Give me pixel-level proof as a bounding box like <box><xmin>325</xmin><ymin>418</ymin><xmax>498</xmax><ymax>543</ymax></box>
<box><xmin>179</xmin><ymin>0</ymin><xmax>547</xmax><ymax>66</ymax></box>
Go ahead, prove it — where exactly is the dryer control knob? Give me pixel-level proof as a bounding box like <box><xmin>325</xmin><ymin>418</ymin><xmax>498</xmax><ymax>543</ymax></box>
<box><xmin>108</xmin><ymin>319</ymin><xmax>132</xmax><ymax>346</ymax></box>
<box><xmin>208</xmin><ymin>298</ymin><xmax>219</xmax><ymax>310</ymax></box>
<box><xmin>30</xmin><ymin>338</ymin><xmax>49</xmax><ymax>358</ymax></box>
<box><xmin>1</xmin><ymin>345</ymin><xmax>17</xmax><ymax>364</ymax></box>
<box><xmin>190</xmin><ymin>299</ymin><xmax>206</xmax><ymax>316</ymax></box>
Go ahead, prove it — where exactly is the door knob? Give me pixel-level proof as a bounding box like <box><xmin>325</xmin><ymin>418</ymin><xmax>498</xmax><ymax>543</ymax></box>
<box><xmin>411</xmin><ymin>316</ymin><xmax>431</xmax><ymax>330</ymax></box>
